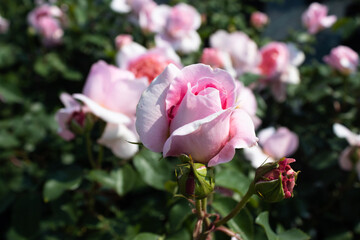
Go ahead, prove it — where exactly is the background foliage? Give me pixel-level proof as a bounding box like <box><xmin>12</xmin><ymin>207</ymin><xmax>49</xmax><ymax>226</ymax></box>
<box><xmin>1</xmin><ymin>0</ymin><xmax>360</xmax><ymax>239</ymax></box>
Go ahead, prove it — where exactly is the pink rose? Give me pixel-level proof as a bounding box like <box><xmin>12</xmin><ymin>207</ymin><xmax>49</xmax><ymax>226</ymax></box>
<box><xmin>139</xmin><ymin>3</ymin><xmax>171</xmax><ymax>33</ymax></box>
<box><xmin>323</xmin><ymin>45</ymin><xmax>359</xmax><ymax>75</ymax></box>
<box><xmin>155</xmin><ymin>3</ymin><xmax>201</xmax><ymax>53</ymax></box>
<box><xmin>200</xmin><ymin>48</ymin><xmax>235</xmax><ymax>76</ymax></box>
<box><xmin>55</xmin><ymin>93</ymin><xmax>87</xmax><ymax>141</ymax></box>
<box><xmin>244</xmin><ymin>126</ymin><xmax>299</xmax><ymax>168</ymax></box>
<box><xmin>209</xmin><ymin>30</ymin><xmax>260</xmax><ymax>77</ymax></box>
<box><xmin>333</xmin><ymin>123</ymin><xmax>360</xmax><ymax>179</ymax></box>
<box><xmin>0</xmin><ymin>16</ymin><xmax>9</xmax><ymax>34</ymax></box>
<box><xmin>116</xmin><ymin>39</ymin><xmax>182</xmax><ymax>83</ymax></box>
<box><xmin>302</xmin><ymin>2</ymin><xmax>337</xmax><ymax>34</ymax></box>
<box><xmin>251</xmin><ymin>11</ymin><xmax>269</xmax><ymax>29</ymax></box>
<box><xmin>136</xmin><ymin>64</ymin><xmax>258</xmax><ymax>166</ymax></box>
<box><xmin>115</xmin><ymin>34</ymin><xmax>133</xmax><ymax>50</ymax></box>
<box><xmin>258</xmin><ymin>42</ymin><xmax>289</xmax><ymax>79</ymax></box>
<box><xmin>257</xmin><ymin>42</ymin><xmax>304</xmax><ymax>102</ymax></box>
<box><xmin>73</xmin><ymin>60</ymin><xmax>148</xmax><ymax>159</ymax></box>
<box><xmin>27</xmin><ymin>4</ymin><xmax>65</xmax><ymax>46</ymax></box>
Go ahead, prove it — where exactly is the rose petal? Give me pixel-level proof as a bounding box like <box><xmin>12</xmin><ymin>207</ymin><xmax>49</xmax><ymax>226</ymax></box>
<box><xmin>262</xmin><ymin>127</ymin><xmax>299</xmax><ymax>159</ymax></box>
<box><xmin>208</xmin><ymin>109</ymin><xmax>258</xmax><ymax>166</ymax></box>
<box><xmin>169</xmin><ymin>83</ymin><xmax>223</xmax><ymax>133</ymax></box>
<box><xmin>98</xmin><ymin>123</ymin><xmax>138</xmax><ymax>159</ymax></box>
<box><xmin>243</xmin><ymin>145</ymin><xmax>274</xmax><ymax>168</ymax></box>
<box><xmin>73</xmin><ymin>94</ymin><xmax>131</xmax><ymax>124</ymax></box>
<box><xmin>333</xmin><ymin>123</ymin><xmax>360</xmax><ymax>146</ymax></box>
<box><xmin>163</xmin><ymin>109</ymin><xmax>232</xmax><ymax>163</ymax></box>
<box><xmin>136</xmin><ymin>64</ymin><xmax>181</xmax><ymax>152</ymax></box>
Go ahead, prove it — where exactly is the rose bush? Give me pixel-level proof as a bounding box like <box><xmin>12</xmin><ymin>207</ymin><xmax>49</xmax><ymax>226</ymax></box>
<box><xmin>136</xmin><ymin>63</ymin><xmax>258</xmax><ymax>166</ymax></box>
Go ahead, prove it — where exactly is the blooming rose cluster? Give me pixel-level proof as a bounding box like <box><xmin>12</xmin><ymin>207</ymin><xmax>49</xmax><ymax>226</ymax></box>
<box><xmin>27</xmin><ymin>4</ymin><xmax>66</xmax><ymax>46</ymax></box>
<box><xmin>111</xmin><ymin>0</ymin><xmax>201</xmax><ymax>53</ymax></box>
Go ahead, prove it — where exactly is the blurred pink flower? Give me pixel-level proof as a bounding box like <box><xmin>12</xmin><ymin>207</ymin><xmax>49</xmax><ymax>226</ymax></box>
<box><xmin>55</xmin><ymin>93</ymin><xmax>86</xmax><ymax>141</ymax></box>
<box><xmin>138</xmin><ymin>3</ymin><xmax>170</xmax><ymax>33</ymax></box>
<box><xmin>323</xmin><ymin>45</ymin><xmax>359</xmax><ymax>75</ymax></box>
<box><xmin>136</xmin><ymin>63</ymin><xmax>258</xmax><ymax>166</ymax></box>
<box><xmin>27</xmin><ymin>4</ymin><xmax>65</xmax><ymax>46</ymax></box>
<box><xmin>72</xmin><ymin>60</ymin><xmax>148</xmax><ymax>159</ymax></box>
<box><xmin>200</xmin><ymin>48</ymin><xmax>235</xmax><ymax>76</ymax></box>
<box><xmin>209</xmin><ymin>30</ymin><xmax>260</xmax><ymax>77</ymax></box>
<box><xmin>116</xmin><ymin>39</ymin><xmax>182</xmax><ymax>83</ymax></box>
<box><xmin>257</xmin><ymin>42</ymin><xmax>305</xmax><ymax>101</ymax></box>
<box><xmin>155</xmin><ymin>3</ymin><xmax>201</xmax><ymax>53</ymax></box>
<box><xmin>244</xmin><ymin>126</ymin><xmax>299</xmax><ymax>168</ymax></box>
<box><xmin>0</xmin><ymin>15</ymin><xmax>9</xmax><ymax>34</ymax></box>
<box><xmin>333</xmin><ymin>123</ymin><xmax>360</xmax><ymax>179</ymax></box>
<box><xmin>110</xmin><ymin>0</ymin><xmax>154</xmax><ymax>14</ymax></box>
<box><xmin>302</xmin><ymin>2</ymin><xmax>337</xmax><ymax>34</ymax></box>
<box><xmin>115</xmin><ymin>34</ymin><xmax>133</xmax><ymax>49</ymax></box>
<box><xmin>251</xmin><ymin>11</ymin><xmax>269</xmax><ymax>29</ymax></box>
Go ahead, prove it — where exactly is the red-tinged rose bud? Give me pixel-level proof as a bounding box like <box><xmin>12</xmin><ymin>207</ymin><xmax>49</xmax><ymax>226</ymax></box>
<box><xmin>68</xmin><ymin>111</ymin><xmax>96</xmax><ymax>136</ymax></box>
<box><xmin>255</xmin><ymin>158</ymin><xmax>299</xmax><ymax>202</ymax></box>
<box><xmin>176</xmin><ymin>156</ymin><xmax>215</xmax><ymax>199</ymax></box>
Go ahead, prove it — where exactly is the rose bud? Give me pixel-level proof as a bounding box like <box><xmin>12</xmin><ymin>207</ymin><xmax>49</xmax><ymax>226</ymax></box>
<box><xmin>176</xmin><ymin>161</ymin><xmax>215</xmax><ymax>199</ymax></box>
<box><xmin>254</xmin><ymin>158</ymin><xmax>298</xmax><ymax>202</ymax></box>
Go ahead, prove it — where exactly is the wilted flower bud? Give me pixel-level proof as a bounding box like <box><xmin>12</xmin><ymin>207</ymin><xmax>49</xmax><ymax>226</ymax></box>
<box><xmin>176</xmin><ymin>159</ymin><xmax>215</xmax><ymax>199</ymax></box>
<box><xmin>254</xmin><ymin>158</ymin><xmax>298</xmax><ymax>202</ymax></box>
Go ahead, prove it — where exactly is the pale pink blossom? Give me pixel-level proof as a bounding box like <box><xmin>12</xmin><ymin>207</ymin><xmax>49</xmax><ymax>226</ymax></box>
<box><xmin>200</xmin><ymin>48</ymin><xmax>235</xmax><ymax>76</ymax></box>
<box><xmin>257</xmin><ymin>42</ymin><xmax>305</xmax><ymax>102</ymax></box>
<box><xmin>244</xmin><ymin>126</ymin><xmax>298</xmax><ymax>168</ymax></box>
<box><xmin>302</xmin><ymin>2</ymin><xmax>337</xmax><ymax>34</ymax></box>
<box><xmin>55</xmin><ymin>93</ymin><xmax>86</xmax><ymax>141</ymax></box>
<box><xmin>136</xmin><ymin>64</ymin><xmax>258</xmax><ymax>167</ymax></box>
<box><xmin>139</xmin><ymin>3</ymin><xmax>171</xmax><ymax>33</ymax></box>
<box><xmin>116</xmin><ymin>39</ymin><xmax>182</xmax><ymax>83</ymax></box>
<box><xmin>110</xmin><ymin>0</ymin><xmax>154</xmax><ymax>14</ymax></box>
<box><xmin>115</xmin><ymin>34</ymin><xmax>133</xmax><ymax>49</ymax></box>
<box><xmin>0</xmin><ymin>16</ymin><xmax>9</xmax><ymax>34</ymax></box>
<box><xmin>209</xmin><ymin>30</ymin><xmax>260</xmax><ymax>77</ymax></box>
<box><xmin>333</xmin><ymin>123</ymin><xmax>360</xmax><ymax>179</ymax></box>
<box><xmin>27</xmin><ymin>4</ymin><xmax>65</xmax><ymax>46</ymax></box>
<box><xmin>155</xmin><ymin>3</ymin><xmax>201</xmax><ymax>53</ymax></box>
<box><xmin>251</xmin><ymin>11</ymin><xmax>269</xmax><ymax>29</ymax></box>
<box><xmin>110</xmin><ymin>0</ymin><xmax>131</xmax><ymax>13</ymax></box>
<box><xmin>73</xmin><ymin>60</ymin><xmax>148</xmax><ymax>159</ymax></box>
<box><xmin>323</xmin><ymin>45</ymin><xmax>359</xmax><ymax>75</ymax></box>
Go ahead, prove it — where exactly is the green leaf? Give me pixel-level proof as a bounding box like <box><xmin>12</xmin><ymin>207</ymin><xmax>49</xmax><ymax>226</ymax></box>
<box><xmin>215</xmin><ymin>168</ymin><xmax>251</xmax><ymax>195</ymax></box>
<box><xmin>255</xmin><ymin>212</ymin><xmax>277</xmax><ymax>240</ymax></box>
<box><xmin>212</xmin><ymin>195</ymin><xmax>253</xmax><ymax>240</ymax></box>
<box><xmin>256</xmin><ymin>212</ymin><xmax>310</xmax><ymax>240</ymax></box>
<box><xmin>133</xmin><ymin>148</ymin><xmax>174</xmax><ymax>190</ymax></box>
<box><xmin>43</xmin><ymin>168</ymin><xmax>83</xmax><ymax>202</ymax></box>
<box><xmin>87</xmin><ymin>164</ymin><xmax>137</xmax><ymax>196</ymax></box>
<box><xmin>166</xmin><ymin>228</ymin><xmax>191</xmax><ymax>240</ymax></box>
<box><xmin>278</xmin><ymin>229</ymin><xmax>310</xmax><ymax>240</ymax></box>
<box><xmin>169</xmin><ymin>200</ymin><xmax>192</xmax><ymax>232</ymax></box>
<box><xmin>133</xmin><ymin>233</ymin><xmax>163</xmax><ymax>240</ymax></box>
<box><xmin>0</xmin><ymin>85</ymin><xmax>22</xmax><ymax>103</ymax></box>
